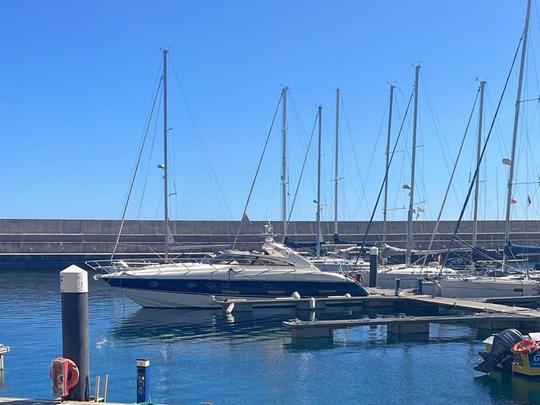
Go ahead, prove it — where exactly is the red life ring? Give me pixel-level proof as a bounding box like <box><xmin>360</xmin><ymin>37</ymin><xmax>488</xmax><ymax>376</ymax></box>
<box><xmin>65</xmin><ymin>358</ymin><xmax>80</xmax><ymax>391</ymax></box>
<box><xmin>512</xmin><ymin>339</ymin><xmax>539</xmax><ymax>356</ymax></box>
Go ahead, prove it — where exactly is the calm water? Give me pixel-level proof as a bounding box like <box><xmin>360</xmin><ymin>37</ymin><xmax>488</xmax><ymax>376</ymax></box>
<box><xmin>1</xmin><ymin>269</ymin><xmax>540</xmax><ymax>404</ymax></box>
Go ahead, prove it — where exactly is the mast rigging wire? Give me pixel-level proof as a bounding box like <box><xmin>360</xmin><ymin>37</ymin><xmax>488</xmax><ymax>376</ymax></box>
<box><xmin>111</xmin><ymin>75</ymin><xmax>163</xmax><ymax>259</ymax></box>
<box><xmin>232</xmin><ymin>92</ymin><xmax>283</xmax><ymax>248</ymax></box>
<box><xmin>169</xmin><ymin>58</ymin><xmax>234</xmax><ymax>219</ymax></box>
<box><xmin>443</xmin><ymin>34</ymin><xmax>523</xmax><ymax>266</ymax></box>
<box><xmin>283</xmin><ymin>111</ymin><xmax>319</xmax><ymax>240</ymax></box>
<box><xmin>137</xmin><ymin>84</ymin><xmax>163</xmax><ymax>219</ymax></box>
<box><xmin>355</xmin><ymin>89</ymin><xmax>415</xmax><ymax>263</ymax></box>
<box><xmin>421</xmin><ymin>86</ymin><xmax>480</xmax><ymax>266</ymax></box>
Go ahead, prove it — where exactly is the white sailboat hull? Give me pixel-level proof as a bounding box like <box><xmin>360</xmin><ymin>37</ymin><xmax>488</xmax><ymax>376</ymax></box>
<box><xmin>425</xmin><ymin>278</ymin><xmax>540</xmax><ymax>298</ymax></box>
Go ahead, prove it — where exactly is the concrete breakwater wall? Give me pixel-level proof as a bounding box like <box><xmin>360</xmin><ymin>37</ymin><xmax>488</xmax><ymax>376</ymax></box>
<box><xmin>2</xmin><ymin>218</ymin><xmax>540</xmax><ymax>270</ymax></box>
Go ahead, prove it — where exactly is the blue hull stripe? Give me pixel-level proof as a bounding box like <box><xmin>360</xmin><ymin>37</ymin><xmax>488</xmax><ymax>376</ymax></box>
<box><xmin>104</xmin><ymin>278</ymin><xmax>368</xmax><ymax>297</ymax></box>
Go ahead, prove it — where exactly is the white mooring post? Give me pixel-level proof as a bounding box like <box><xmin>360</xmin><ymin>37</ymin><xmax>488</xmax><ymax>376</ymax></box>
<box><xmin>60</xmin><ymin>265</ymin><xmax>90</xmax><ymax>401</ymax></box>
<box><xmin>0</xmin><ymin>344</ymin><xmax>10</xmax><ymax>372</ymax></box>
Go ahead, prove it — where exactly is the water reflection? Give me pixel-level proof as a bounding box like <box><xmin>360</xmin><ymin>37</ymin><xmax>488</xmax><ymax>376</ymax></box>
<box><xmin>474</xmin><ymin>371</ymin><xmax>540</xmax><ymax>404</ymax></box>
<box><xmin>109</xmin><ymin>305</ymin><xmax>480</xmax><ymax>352</ymax></box>
<box><xmin>111</xmin><ymin>307</ymin><xmax>297</xmax><ymax>344</ymax></box>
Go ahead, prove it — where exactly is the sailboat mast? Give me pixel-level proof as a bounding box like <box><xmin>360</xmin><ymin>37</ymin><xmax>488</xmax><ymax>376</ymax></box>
<box><xmin>334</xmin><ymin>88</ymin><xmax>340</xmax><ymax>238</ymax></box>
<box><xmin>383</xmin><ymin>85</ymin><xmax>395</xmax><ymax>245</ymax></box>
<box><xmin>472</xmin><ymin>80</ymin><xmax>486</xmax><ymax>251</ymax></box>
<box><xmin>281</xmin><ymin>86</ymin><xmax>288</xmax><ymax>235</ymax></box>
<box><xmin>163</xmin><ymin>48</ymin><xmax>170</xmax><ymax>261</ymax></box>
<box><xmin>503</xmin><ymin>0</ymin><xmax>531</xmax><ymax>270</ymax></box>
<box><xmin>316</xmin><ymin>105</ymin><xmax>322</xmax><ymax>259</ymax></box>
<box><xmin>406</xmin><ymin>65</ymin><xmax>420</xmax><ymax>266</ymax></box>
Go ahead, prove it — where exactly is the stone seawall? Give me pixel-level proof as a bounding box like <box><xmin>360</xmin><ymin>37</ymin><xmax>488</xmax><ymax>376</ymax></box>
<box><xmin>1</xmin><ymin>218</ymin><xmax>540</xmax><ymax>270</ymax></box>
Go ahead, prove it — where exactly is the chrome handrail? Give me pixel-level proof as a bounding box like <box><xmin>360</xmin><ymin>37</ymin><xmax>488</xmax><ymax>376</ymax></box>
<box><xmin>85</xmin><ymin>256</ymin><xmax>202</xmax><ymax>273</ymax></box>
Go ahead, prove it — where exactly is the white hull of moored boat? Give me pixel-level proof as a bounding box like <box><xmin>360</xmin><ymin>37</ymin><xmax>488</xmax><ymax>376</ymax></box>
<box><xmin>423</xmin><ymin>278</ymin><xmax>540</xmax><ymax>298</ymax></box>
<box><xmin>121</xmin><ymin>288</ymin><xmax>267</xmax><ymax>309</ymax></box>
<box><xmin>364</xmin><ymin>267</ymin><xmax>540</xmax><ymax>298</ymax></box>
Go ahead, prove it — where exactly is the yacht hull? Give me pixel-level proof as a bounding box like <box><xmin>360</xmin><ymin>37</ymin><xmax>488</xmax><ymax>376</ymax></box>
<box><xmin>119</xmin><ymin>289</ymin><xmax>235</xmax><ymax>308</ymax></box>
<box><xmin>101</xmin><ymin>275</ymin><xmax>368</xmax><ymax>308</ymax></box>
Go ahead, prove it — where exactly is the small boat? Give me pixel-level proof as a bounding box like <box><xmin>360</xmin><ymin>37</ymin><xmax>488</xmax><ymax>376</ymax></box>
<box><xmin>475</xmin><ymin>328</ymin><xmax>540</xmax><ymax>377</ymax></box>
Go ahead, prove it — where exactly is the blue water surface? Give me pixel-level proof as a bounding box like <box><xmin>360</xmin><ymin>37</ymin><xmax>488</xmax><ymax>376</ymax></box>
<box><xmin>1</xmin><ymin>269</ymin><xmax>540</xmax><ymax>404</ymax></box>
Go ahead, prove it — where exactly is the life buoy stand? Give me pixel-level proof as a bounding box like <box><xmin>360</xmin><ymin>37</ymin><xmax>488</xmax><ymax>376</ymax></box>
<box><xmin>512</xmin><ymin>339</ymin><xmax>539</xmax><ymax>356</ymax></box>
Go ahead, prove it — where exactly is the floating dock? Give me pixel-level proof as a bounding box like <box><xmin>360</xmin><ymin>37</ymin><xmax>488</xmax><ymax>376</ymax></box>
<box><xmin>220</xmin><ymin>289</ymin><xmax>540</xmax><ymax>340</ymax></box>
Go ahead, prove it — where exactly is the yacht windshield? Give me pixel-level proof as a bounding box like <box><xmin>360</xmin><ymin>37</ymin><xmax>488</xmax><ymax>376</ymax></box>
<box><xmin>208</xmin><ymin>253</ymin><xmax>291</xmax><ymax>266</ymax></box>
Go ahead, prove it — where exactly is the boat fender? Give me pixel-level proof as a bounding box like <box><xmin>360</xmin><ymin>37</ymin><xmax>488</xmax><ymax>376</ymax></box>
<box><xmin>512</xmin><ymin>338</ymin><xmax>539</xmax><ymax>356</ymax></box>
<box><xmin>309</xmin><ymin>297</ymin><xmax>316</xmax><ymax>310</ymax></box>
<box><xmin>291</xmin><ymin>291</ymin><xmax>301</xmax><ymax>299</ymax></box>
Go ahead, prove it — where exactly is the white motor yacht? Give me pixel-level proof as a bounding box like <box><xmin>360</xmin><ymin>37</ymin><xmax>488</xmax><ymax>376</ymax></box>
<box><xmin>90</xmin><ymin>237</ymin><xmax>369</xmax><ymax>308</ymax></box>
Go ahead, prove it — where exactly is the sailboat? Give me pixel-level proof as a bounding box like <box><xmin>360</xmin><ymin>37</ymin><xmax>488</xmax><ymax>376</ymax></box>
<box><xmin>90</xmin><ymin>50</ymin><xmax>369</xmax><ymax>308</ymax></box>
<box><xmin>413</xmin><ymin>0</ymin><xmax>540</xmax><ymax>298</ymax></box>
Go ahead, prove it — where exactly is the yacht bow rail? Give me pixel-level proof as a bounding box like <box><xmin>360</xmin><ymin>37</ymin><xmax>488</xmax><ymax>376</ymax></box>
<box><xmin>86</xmin><ymin>252</ymin><xmax>299</xmax><ymax>273</ymax></box>
<box><xmin>85</xmin><ymin>257</ymin><xmax>202</xmax><ymax>273</ymax></box>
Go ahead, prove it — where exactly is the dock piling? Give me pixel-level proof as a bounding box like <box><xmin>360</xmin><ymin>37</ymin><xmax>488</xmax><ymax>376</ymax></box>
<box><xmin>0</xmin><ymin>345</ymin><xmax>9</xmax><ymax>373</ymax></box>
<box><xmin>369</xmin><ymin>246</ymin><xmax>378</xmax><ymax>287</ymax></box>
<box><xmin>395</xmin><ymin>278</ymin><xmax>401</xmax><ymax>296</ymax></box>
<box><xmin>416</xmin><ymin>278</ymin><xmax>423</xmax><ymax>295</ymax></box>
<box><xmin>60</xmin><ymin>265</ymin><xmax>89</xmax><ymax>401</ymax></box>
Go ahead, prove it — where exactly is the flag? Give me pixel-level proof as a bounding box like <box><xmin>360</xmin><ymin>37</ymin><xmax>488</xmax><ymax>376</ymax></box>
<box><xmin>528</xmin><ymin>196</ymin><xmax>532</xmax><ymax>206</ymax></box>
<box><xmin>510</xmin><ymin>198</ymin><xmax>517</xmax><ymax>204</ymax></box>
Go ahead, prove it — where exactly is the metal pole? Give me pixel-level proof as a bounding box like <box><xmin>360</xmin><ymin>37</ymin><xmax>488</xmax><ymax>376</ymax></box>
<box><xmin>383</xmin><ymin>85</ymin><xmax>395</xmax><ymax>245</ymax></box>
<box><xmin>281</xmin><ymin>86</ymin><xmax>288</xmax><ymax>236</ymax></box>
<box><xmin>503</xmin><ymin>0</ymin><xmax>531</xmax><ymax>270</ymax></box>
<box><xmin>316</xmin><ymin>106</ymin><xmax>322</xmax><ymax>259</ymax></box>
<box><xmin>406</xmin><ymin>65</ymin><xmax>420</xmax><ymax>266</ymax></box>
<box><xmin>163</xmin><ymin>48</ymin><xmax>170</xmax><ymax>262</ymax></box>
<box><xmin>136</xmin><ymin>359</ymin><xmax>150</xmax><ymax>403</ymax></box>
<box><xmin>369</xmin><ymin>246</ymin><xmax>378</xmax><ymax>287</ymax></box>
<box><xmin>472</xmin><ymin>81</ymin><xmax>486</xmax><ymax>255</ymax></box>
<box><xmin>60</xmin><ymin>265</ymin><xmax>89</xmax><ymax>401</ymax></box>
<box><xmin>334</xmin><ymin>88</ymin><xmax>340</xmax><ymax>238</ymax></box>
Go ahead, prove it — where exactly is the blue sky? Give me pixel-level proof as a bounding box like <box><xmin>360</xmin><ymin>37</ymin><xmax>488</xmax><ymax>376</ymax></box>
<box><xmin>1</xmin><ymin>1</ymin><xmax>539</xmax><ymax>222</ymax></box>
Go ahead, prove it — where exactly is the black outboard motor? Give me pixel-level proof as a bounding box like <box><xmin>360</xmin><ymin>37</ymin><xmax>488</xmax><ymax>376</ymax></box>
<box><xmin>474</xmin><ymin>329</ymin><xmax>524</xmax><ymax>373</ymax></box>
